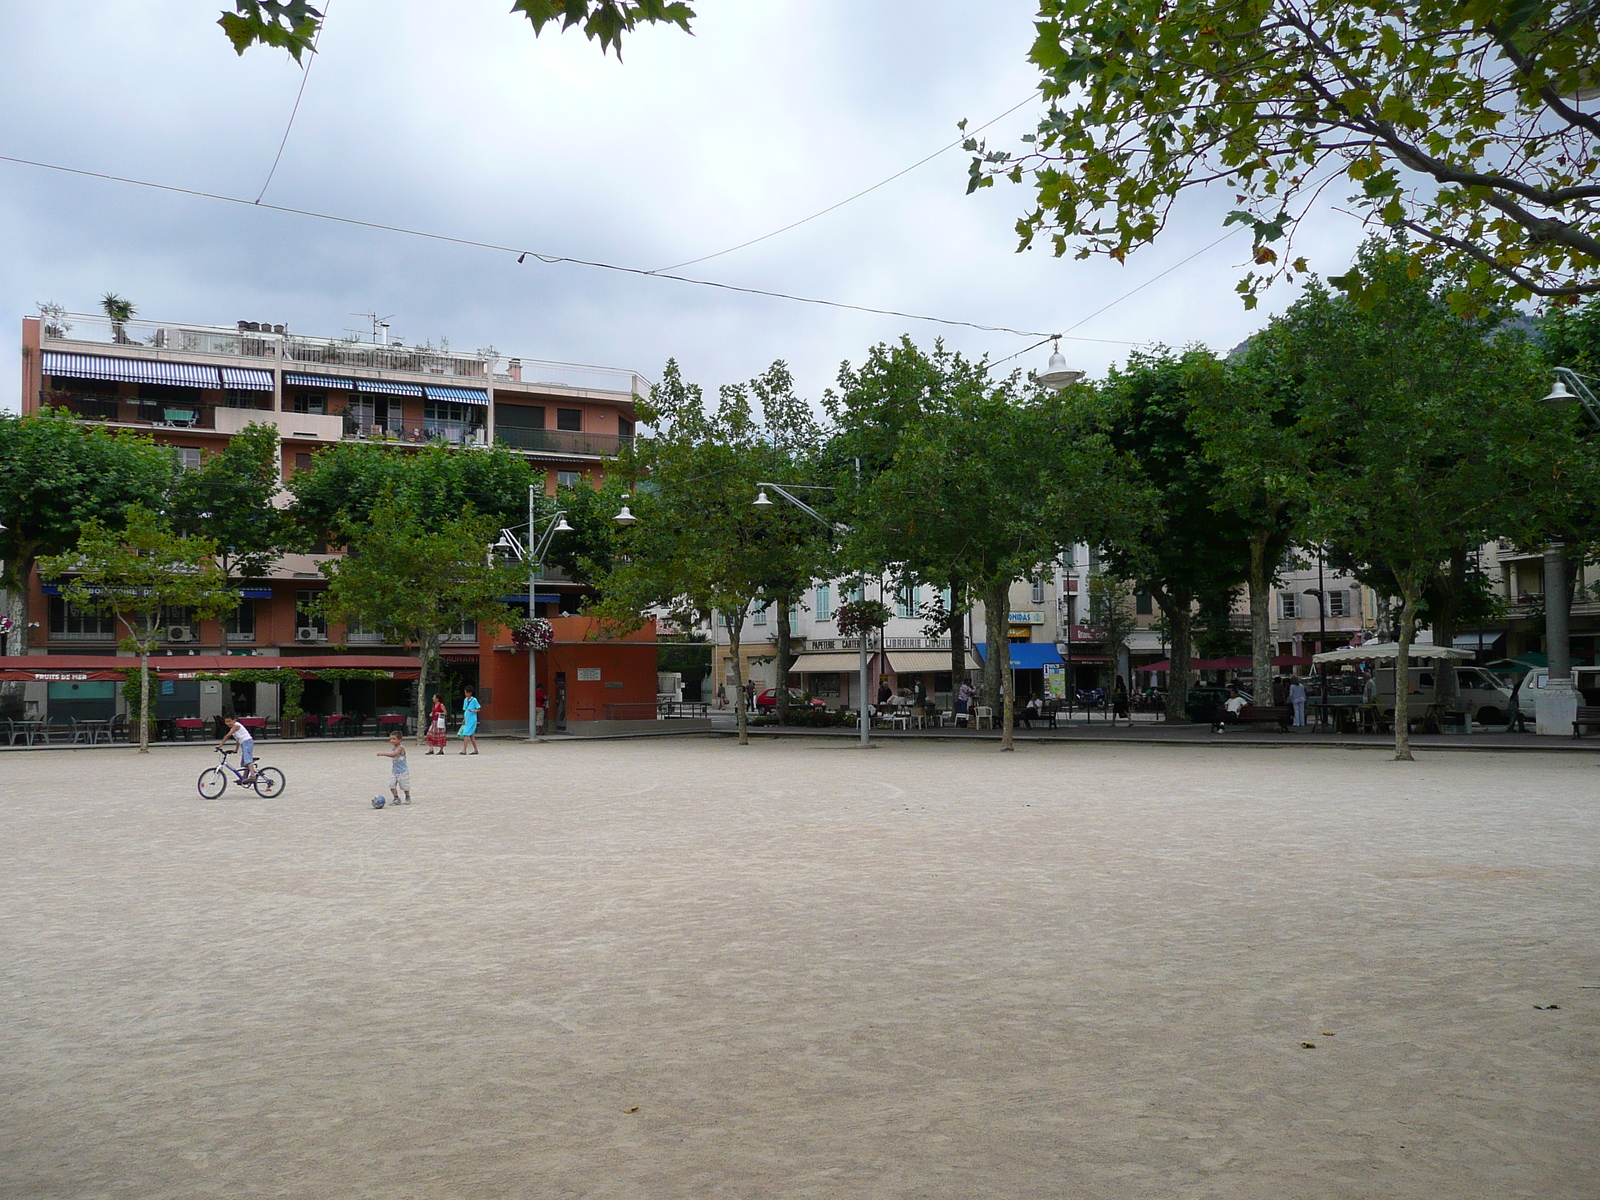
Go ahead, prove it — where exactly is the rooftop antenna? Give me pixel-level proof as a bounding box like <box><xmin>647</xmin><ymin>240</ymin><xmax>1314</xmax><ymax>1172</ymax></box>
<box><xmin>350</xmin><ymin>312</ymin><xmax>396</xmax><ymax>345</ymax></box>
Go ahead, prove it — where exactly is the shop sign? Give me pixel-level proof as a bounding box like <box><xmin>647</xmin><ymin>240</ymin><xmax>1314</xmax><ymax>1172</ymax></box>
<box><xmin>30</xmin><ymin>672</ymin><xmax>89</xmax><ymax>681</ymax></box>
<box><xmin>1008</xmin><ymin>611</ymin><xmax>1045</xmax><ymax>624</ymax></box>
<box><xmin>577</xmin><ymin>667</ymin><xmax>602</xmax><ymax>681</ymax></box>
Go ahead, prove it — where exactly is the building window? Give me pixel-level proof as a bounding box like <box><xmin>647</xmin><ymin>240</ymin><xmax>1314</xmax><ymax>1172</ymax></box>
<box><xmin>225</xmin><ymin>599</ymin><xmax>255</xmax><ymax>640</ymax></box>
<box><xmin>556</xmin><ymin>408</ymin><xmax>583</xmax><ymax>431</ymax></box>
<box><xmin>618</xmin><ymin>418</ymin><xmax>634</xmax><ymax>437</ymax></box>
<box><xmin>175</xmin><ymin>447</ymin><xmax>202</xmax><ymax>471</ymax></box>
<box><xmin>753</xmin><ymin>605</ymin><xmax>767</xmax><ymax>626</ymax></box>
<box><xmin>160</xmin><ymin>606</ymin><xmax>197</xmax><ymax>642</ymax></box>
<box><xmin>897</xmin><ymin>584</ymin><xmax>918</xmax><ymax>619</ymax></box>
<box><xmin>47</xmin><ymin>596</ymin><xmax>118</xmax><ymax>639</ymax></box>
<box><xmin>225</xmin><ymin>389</ymin><xmax>265</xmax><ymax>409</ymax></box>
<box><xmin>1279</xmin><ymin>593</ymin><xmax>1300</xmax><ymax>620</ymax></box>
<box><xmin>1135</xmin><ymin>592</ymin><xmax>1154</xmax><ymax>615</ymax></box>
<box><xmin>1031</xmin><ymin>579</ymin><xmax>1045</xmax><ymax>605</ymax></box>
<box><xmin>815</xmin><ymin>585</ymin><xmax>831</xmax><ymax>622</ymax></box>
<box><xmin>294</xmin><ymin>452</ymin><xmax>313</xmax><ymax>472</ymax></box>
<box><xmin>556</xmin><ymin>470</ymin><xmax>582</xmax><ymax>488</ymax></box>
<box><xmin>295</xmin><ymin>590</ymin><xmax>327</xmax><ymax>638</ymax></box>
<box><xmin>1326</xmin><ymin>590</ymin><xmax>1350</xmax><ymax>617</ymax></box>
<box><xmin>497</xmin><ymin>403</ymin><xmax>544</xmax><ymax>429</ymax></box>
<box><xmin>291</xmin><ymin>390</ymin><xmax>326</xmax><ymax>415</ymax></box>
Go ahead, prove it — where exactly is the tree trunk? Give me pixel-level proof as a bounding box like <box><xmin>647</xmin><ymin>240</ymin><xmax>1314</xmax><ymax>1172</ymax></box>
<box><xmin>138</xmin><ymin>650</ymin><xmax>151</xmax><ymax>754</ymax></box>
<box><xmin>774</xmin><ymin>597</ymin><xmax>793</xmax><ymax>725</ymax></box>
<box><xmin>1248</xmin><ymin>531</ymin><xmax>1274</xmax><ymax>710</ymax></box>
<box><xmin>729</xmin><ymin>616</ymin><xmax>749</xmax><ymax>746</ymax></box>
<box><xmin>413</xmin><ymin>635</ymin><xmax>437</xmax><ymax>747</ymax></box>
<box><xmin>982</xmin><ymin>584</ymin><xmax>1004</xmax><ymax>714</ymax></box>
<box><xmin>984</xmin><ymin>579</ymin><xmax>1015</xmax><ymax>750</ymax></box>
<box><xmin>947</xmin><ymin>579</ymin><xmax>966</xmax><ymax>690</ymax></box>
<box><xmin>1</xmin><ymin>579</ymin><xmax>27</xmax><ymax>714</ymax></box>
<box><xmin>1157</xmin><ymin>587</ymin><xmax>1194</xmax><ymax>723</ymax></box>
<box><xmin>1393</xmin><ymin>586</ymin><xmax>1419</xmax><ymax>761</ymax></box>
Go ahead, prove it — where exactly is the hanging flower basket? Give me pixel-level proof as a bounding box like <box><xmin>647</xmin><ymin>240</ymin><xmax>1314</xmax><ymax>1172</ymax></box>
<box><xmin>0</xmin><ymin>615</ymin><xmax>12</xmax><ymax>636</ymax></box>
<box><xmin>512</xmin><ymin>617</ymin><xmax>555</xmax><ymax>652</ymax></box>
<box><xmin>835</xmin><ymin>599</ymin><xmax>893</xmax><ymax>641</ymax></box>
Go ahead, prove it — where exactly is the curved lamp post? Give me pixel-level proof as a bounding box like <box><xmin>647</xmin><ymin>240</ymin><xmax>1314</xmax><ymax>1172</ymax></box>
<box><xmin>494</xmin><ymin>485</ymin><xmax>571</xmax><ymax>741</ymax></box>
<box><xmin>1536</xmin><ymin>367</ymin><xmax>1600</xmax><ymax>733</ymax></box>
<box><xmin>751</xmin><ymin>482</ymin><xmax>870</xmax><ymax>746</ymax></box>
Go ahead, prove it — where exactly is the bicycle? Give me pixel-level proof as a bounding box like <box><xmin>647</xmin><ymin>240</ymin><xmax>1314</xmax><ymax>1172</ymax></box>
<box><xmin>198</xmin><ymin>747</ymin><xmax>286</xmax><ymax>799</ymax></box>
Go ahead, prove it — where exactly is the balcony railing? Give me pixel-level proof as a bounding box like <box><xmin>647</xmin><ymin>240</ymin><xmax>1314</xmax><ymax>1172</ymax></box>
<box><xmin>43</xmin><ymin>392</ymin><xmax>231</xmax><ymax>430</ymax></box>
<box><xmin>41</xmin><ymin>313</ymin><xmax>649</xmax><ymax>394</ymax></box>
<box><xmin>494</xmin><ymin>427</ymin><xmax>632</xmax><ymax>457</ymax></box>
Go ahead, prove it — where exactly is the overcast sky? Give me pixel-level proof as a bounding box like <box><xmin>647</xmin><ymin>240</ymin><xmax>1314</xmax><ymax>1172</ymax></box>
<box><xmin>0</xmin><ymin>1</ymin><xmax>1369</xmax><ymax>413</ymax></box>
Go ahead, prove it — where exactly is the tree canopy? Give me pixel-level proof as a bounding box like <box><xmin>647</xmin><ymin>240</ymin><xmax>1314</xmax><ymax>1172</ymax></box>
<box><xmin>968</xmin><ymin>0</ymin><xmax>1600</xmax><ymax>310</ymax></box>
<box><xmin>167</xmin><ymin>422</ymin><xmax>302</xmax><ymax>578</ymax></box>
<box><xmin>219</xmin><ymin>0</ymin><xmax>693</xmax><ymax>61</ymax></box>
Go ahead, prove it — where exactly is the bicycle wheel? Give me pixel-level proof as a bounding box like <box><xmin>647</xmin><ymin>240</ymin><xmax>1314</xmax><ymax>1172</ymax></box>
<box><xmin>197</xmin><ymin>768</ymin><xmax>228</xmax><ymax>799</ymax></box>
<box><xmin>252</xmin><ymin>767</ymin><xmax>286</xmax><ymax>798</ymax></box>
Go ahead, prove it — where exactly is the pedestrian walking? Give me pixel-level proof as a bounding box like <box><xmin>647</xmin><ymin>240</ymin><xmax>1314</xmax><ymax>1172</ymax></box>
<box><xmin>378</xmin><ymin>732</ymin><xmax>411</xmax><ymax>805</ymax></box>
<box><xmin>1113</xmin><ymin>675</ymin><xmax>1130</xmax><ymax>725</ymax></box>
<box><xmin>744</xmin><ymin>679</ymin><xmax>756</xmax><ymax>711</ymax></box>
<box><xmin>955</xmin><ymin>680</ymin><xmax>973</xmax><ymax>727</ymax></box>
<box><xmin>458</xmin><ymin>685</ymin><xmax>481</xmax><ymax>755</ymax></box>
<box><xmin>424</xmin><ymin>693</ymin><xmax>447</xmax><ymax>754</ymax></box>
<box><xmin>1289</xmin><ymin>677</ymin><xmax>1308</xmax><ymax>728</ymax></box>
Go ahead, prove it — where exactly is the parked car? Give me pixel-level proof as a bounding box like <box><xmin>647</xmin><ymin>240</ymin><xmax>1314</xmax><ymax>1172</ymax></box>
<box><xmin>755</xmin><ymin>688</ymin><xmax>825</xmax><ymax>713</ymax></box>
<box><xmin>1184</xmin><ymin>686</ymin><xmax>1250</xmax><ymax>725</ymax></box>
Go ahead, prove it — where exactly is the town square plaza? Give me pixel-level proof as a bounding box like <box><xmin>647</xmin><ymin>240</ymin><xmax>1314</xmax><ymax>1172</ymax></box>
<box><xmin>1</xmin><ymin>737</ymin><xmax>1594</xmax><ymax>1198</ymax></box>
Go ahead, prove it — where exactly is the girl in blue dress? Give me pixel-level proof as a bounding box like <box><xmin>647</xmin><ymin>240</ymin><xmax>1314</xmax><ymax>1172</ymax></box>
<box><xmin>458</xmin><ymin>685</ymin><xmax>481</xmax><ymax>755</ymax></box>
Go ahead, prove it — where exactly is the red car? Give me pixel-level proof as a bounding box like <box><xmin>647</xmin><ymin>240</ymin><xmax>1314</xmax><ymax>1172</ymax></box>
<box><xmin>755</xmin><ymin>688</ymin><xmax>825</xmax><ymax>712</ymax></box>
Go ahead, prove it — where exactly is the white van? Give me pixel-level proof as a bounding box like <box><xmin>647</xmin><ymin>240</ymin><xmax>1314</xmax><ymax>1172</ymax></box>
<box><xmin>1374</xmin><ymin>666</ymin><xmax>1514</xmax><ymax>724</ymax></box>
<box><xmin>1514</xmin><ymin>665</ymin><xmax>1600</xmax><ymax>706</ymax></box>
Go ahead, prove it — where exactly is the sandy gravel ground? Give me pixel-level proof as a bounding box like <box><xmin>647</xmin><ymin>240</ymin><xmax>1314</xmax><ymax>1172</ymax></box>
<box><xmin>1</xmin><ymin>737</ymin><xmax>1595</xmax><ymax>1199</ymax></box>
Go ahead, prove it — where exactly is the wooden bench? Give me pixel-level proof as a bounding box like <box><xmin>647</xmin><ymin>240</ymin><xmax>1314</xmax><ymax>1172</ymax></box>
<box><xmin>1573</xmin><ymin>707</ymin><xmax>1600</xmax><ymax>737</ymax></box>
<box><xmin>1217</xmin><ymin>704</ymin><xmax>1290</xmax><ymax>731</ymax></box>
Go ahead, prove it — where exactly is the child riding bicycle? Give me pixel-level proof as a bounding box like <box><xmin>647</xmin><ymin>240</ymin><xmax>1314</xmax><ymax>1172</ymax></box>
<box><xmin>217</xmin><ymin>716</ymin><xmax>256</xmax><ymax>782</ymax></box>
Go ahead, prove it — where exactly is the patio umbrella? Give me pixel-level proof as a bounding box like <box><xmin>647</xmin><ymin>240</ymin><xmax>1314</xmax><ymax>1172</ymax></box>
<box><xmin>1311</xmin><ymin>641</ymin><xmax>1473</xmax><ymax>665</ymax></box>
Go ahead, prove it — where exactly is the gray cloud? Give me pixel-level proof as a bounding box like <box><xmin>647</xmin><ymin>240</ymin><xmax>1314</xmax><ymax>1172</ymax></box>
<box><xmin>0</xmin><ymin>0</ymin><xmax>1367</xmax><ymax>412</ymax></box>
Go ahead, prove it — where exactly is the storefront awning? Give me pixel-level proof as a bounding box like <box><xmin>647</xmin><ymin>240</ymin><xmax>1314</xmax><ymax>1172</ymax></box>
<box><xmin>355</xmin><ymin>378</ymin><xmax>425</xmax><ymax>397</ymax></box>
<box><xmin>221</xmin><ymin>366</ymin><xmax>274</xmax><ymax>390</ymax></box>
<box><xmin>974</xmin><ymin>642</ymin><xmax>1063</xmax><ymax>669</ymax></box>
<box><xmin>42</xmin><ymin>351</ymin><xmax>221</xmax><ymax>388</ymax></box>
<box><xmin>0</xmin><ymin>654</ymin><xmax>422</xmax><ymax>681</ymax></box>
<box><xmin>791</xmin><ymin>651</ymin><xmax>865</xmax><ymax>673</ymax></box>
<box><xmin>886</xmin><ymin>649</ymin><xmax>980</xmax><ymax>673</ymax></box>
<box><xmin>424</xmin><ymin>384</ymin><xmax>489</xmax><ymax>405</ymax></box>
<box><xmin>284</xmin><ymin>372</ymin><xmax>356</xmax><ymax>390</ymax></box>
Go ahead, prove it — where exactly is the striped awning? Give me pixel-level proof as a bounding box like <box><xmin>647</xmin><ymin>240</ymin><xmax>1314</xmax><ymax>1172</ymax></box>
<box><xmin>887</xmin><ymin>649</ymin><xmax>981</xmax><ymax>673</ymax></box>
<box><xmin>355</xmin><ymin>378</ymin><xmax>425</xmax><ymax>397</ymax></box>
<box><xmin>42</xmin><ymin>351</ymin><xmax>221</xmax><ymax>388</ymax></box>
<box><xmin>283</xmin><ymin>372</ymin><xmax>356</xmax><ymax>390</ymax></box>
<box><xmin>424</xmin><ymin>384</ymin><xmax>489</xmax><ymax>406</ymax></box>
<box><xmin>221</xmin><ymin>366</ymin><xmax>274</xmax><ymax>390</ymax></box>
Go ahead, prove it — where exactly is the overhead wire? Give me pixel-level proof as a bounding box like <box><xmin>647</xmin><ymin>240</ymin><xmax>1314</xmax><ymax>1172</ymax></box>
<box><xmin>651</xmin><ymin>92</ymin><xmax>1040</xmax><ymax>273</ymax></box>
<box><xmin>256</xmin><ymin>0</ymin><xmax>331</xmax><ymax>204</ymax></box>
<box><xmin>0</xmin><ymin>152</ymin><xmax>1143</xmax><ymax>344</ymax></box>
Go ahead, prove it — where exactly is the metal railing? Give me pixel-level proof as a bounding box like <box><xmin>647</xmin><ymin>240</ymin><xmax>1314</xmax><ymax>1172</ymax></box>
<box><xmin>43</xmin><ymin>393</ymin><xmax>220</xmax><ymax>429</ymax></box>
<box><xmin>41</xmin><ymin>313</ymin><xmax>650</xmax><ymax>395</ymax></box>
<box><xmin>494</xmin><ymin>427</ymin><xmax>633</xmax><ymax>457</ymax></box>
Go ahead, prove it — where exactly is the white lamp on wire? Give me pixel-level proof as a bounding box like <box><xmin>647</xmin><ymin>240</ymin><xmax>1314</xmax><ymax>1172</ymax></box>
<box><xmin>752</xmin><ymin>489</ymin><xmax>773</xmax><ymax>508</ymax></box>
<box><xmin>613</xmin><ymin>503</ymin><xmax>636</xmax><ymax>526</ymax></box>
<box><xmin>1036</xmin><ymin>340</ymin><xmax>1085</xmax><ymax>390</ymax></box>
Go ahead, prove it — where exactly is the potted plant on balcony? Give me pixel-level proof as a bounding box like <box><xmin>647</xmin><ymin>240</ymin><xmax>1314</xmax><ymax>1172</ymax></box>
<box><xmin>101</xmin><ymin>293</ymin><xmax>136</xmax><ymax>343</ymax></box>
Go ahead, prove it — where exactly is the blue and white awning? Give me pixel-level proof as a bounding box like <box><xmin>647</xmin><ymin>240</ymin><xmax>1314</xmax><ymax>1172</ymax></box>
<box><xmin>355</xmin><ymin>379</ymin><xmax>425</xmax><ymax>397</ymax></box>
<box><xmin>220</xmin><ymin>366</ymin><xmax>274</xmax><ymax>390</ymax></box>
<box><xmin>423</xmin><ymin>384</ymin><xmax>489</xmax><ymax>406</ymax></box>
<box><xmin>283</xmin><ymin>372</ymin><xmax>356</xmax><ymax>390</ymax></box>
<box><xmin>42</xmin><ymin>351</ymin><xmax>221</xmax><ymax>388</ymax></box>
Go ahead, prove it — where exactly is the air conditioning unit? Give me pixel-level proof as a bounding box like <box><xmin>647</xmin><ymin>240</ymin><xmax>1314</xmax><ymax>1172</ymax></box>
<box><xmin>167</xmin><ymin>627</ymin><xmax>194</xmax><ymax>643</ymax></box>
<box><xmin>296</xmin><ymin>627</ymin><xmax>322</xmax><ymax>642</ymax></box>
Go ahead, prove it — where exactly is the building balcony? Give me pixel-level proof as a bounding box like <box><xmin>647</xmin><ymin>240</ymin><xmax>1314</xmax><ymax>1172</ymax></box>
<box><xmin>494</xmin><ymin>427</ymin><xmax>632</xmax><ymax>458</ymax></box>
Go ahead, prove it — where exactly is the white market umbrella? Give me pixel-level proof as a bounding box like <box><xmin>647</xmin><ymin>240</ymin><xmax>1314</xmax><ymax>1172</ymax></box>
<box><xmin>1312</xmin><ymin>641</ymin><xmax>1473</xmax><ymax>665</ymax></box>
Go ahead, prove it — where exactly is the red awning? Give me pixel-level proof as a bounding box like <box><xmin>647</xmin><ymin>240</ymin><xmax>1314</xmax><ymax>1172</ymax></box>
<box><xmin>1140</xmin><ymin>654</ymin><xmax>1313</xmax><ymax>672</ymax></box>
<box><xmin>0</xmin><ymin>654</ymin><xmax>423</xmax><ymax>681</ymax></box>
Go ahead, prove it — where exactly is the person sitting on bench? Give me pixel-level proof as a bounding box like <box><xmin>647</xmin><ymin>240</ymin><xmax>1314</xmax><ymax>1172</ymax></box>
<box><xmin>1214</xmin><ymin>688</ymin><xmax>1248</xmax><ymax>732</ymax></box>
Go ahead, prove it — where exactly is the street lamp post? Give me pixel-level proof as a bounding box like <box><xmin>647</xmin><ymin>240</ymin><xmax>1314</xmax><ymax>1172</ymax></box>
<box><xmin>495</xmin><ymin>485</ymin><xmax>572</xmax><ymax>742</ymax></box>
<box><xmin>1538</xmin><ymin>367</ymin><xmax>1600</xmax><ymax>734</ymax></box>
<box><xmin>752</xmin><ymin>482</ymin><xmax>870</xmax><ymax>747</ymax></box>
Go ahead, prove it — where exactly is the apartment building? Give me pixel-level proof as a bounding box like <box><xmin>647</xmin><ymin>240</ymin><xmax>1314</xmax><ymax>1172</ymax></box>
<box><xmin>8</xmin><ymin>308</ymin><xmax>652</xmax><ymax>727</ymax></box>
<box><xmin>709</xmin><ymin>548</ymin><xmax>1169</xmax><ymax>708</ymax></box>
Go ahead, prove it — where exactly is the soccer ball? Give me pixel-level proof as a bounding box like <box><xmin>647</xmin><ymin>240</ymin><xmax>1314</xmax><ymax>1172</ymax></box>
<box><xmin>372</xmin><ymin>794</ymin><xmax>387</xmax><ymax>809</ymax></box>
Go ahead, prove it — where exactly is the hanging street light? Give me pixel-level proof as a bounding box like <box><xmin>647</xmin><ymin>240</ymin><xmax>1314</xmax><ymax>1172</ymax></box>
<box><xmin>1036</xmin><ymin>341</ymin><xmax>1085</xmax><ymax>390</ymax></box>
<box><xmin>752</xmin><ymin>489</ymin><xmax>773</xmax><ymax>508</ymax></box>
<box><xmin>613</xmin><ymin>503</ymin><xmax>637</xmax><ymax>525</ymax></box>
